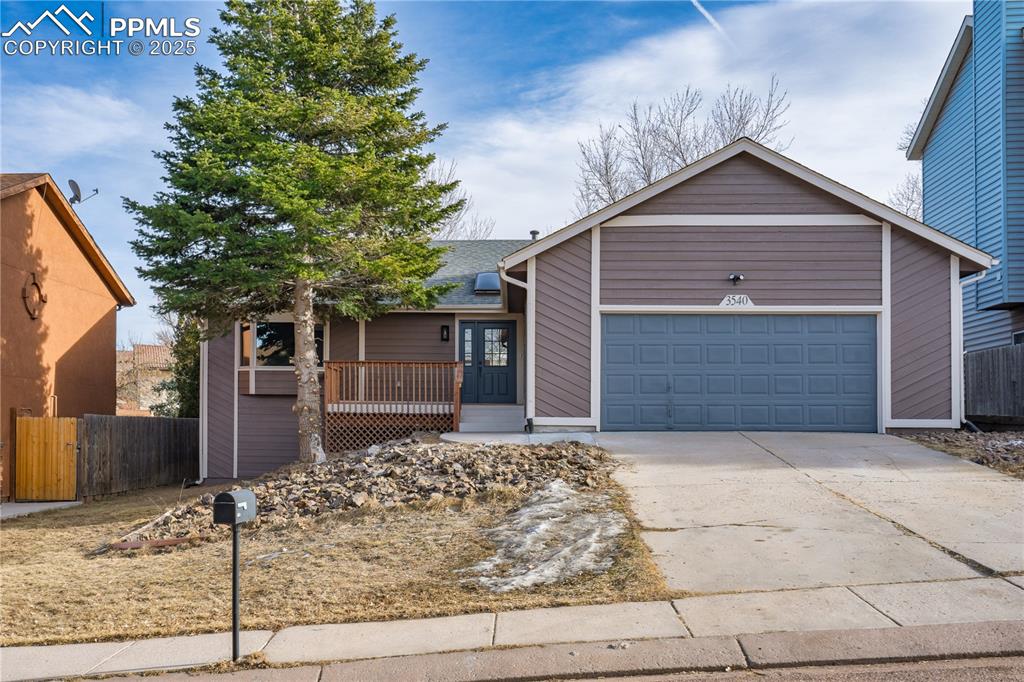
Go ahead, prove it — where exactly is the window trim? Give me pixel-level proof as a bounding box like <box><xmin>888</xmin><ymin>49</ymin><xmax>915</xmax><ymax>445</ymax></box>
<box><xmin>239</xmin><ymin>319</ymin><xmax>326</xmax><ymax>369</ymax></box>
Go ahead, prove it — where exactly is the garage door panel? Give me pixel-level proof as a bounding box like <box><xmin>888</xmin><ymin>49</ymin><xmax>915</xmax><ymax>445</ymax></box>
<box><xmin>740</xmin><ymin>375</ymin><xmax>769</xmax><ymax>395</ymax></box>
<box><xmin>638</xmin><ymin>345</ymin><xmax>670</xmax><ymax>365</ymax></box>
<box><xmin>739</xmin><ymin>345</ymin><xmax>770</xmax><ymax>364</ymax></box>
<box><xmin>605</xmin><ymin>344</ymin><xmax>635</xmax><ymax>365</ymax></box>
<box><xmin>671</xmin><ymin>405</ymin><xmax>702</xmax><ymax>426</ymax></box>
<box><xmin>602</xmin><ymin>314</ymin><xmax>876</xmax><ymax>432</ymax></box>
<box><xmin>739</xmin><ymin>316</ymin><xmax>769</xmax><ymax>334</ymax></box>
<box><xmin>672</xmin><ymin>374</ymin><xmax>702</xmax><ymax>394</ymax></box>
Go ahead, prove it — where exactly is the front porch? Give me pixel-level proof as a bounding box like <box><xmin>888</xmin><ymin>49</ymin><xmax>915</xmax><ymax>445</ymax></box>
<box><xmin>322</xmin><ymin>360</ymin><xmax>526</xmax><ymax>452</ymax></box>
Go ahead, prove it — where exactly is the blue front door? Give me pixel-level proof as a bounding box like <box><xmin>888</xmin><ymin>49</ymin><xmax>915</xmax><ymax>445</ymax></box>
<box><xmin>460</xmin><ymin>321</ymin><xmax>516</xmax><ymax>404</ymax></box>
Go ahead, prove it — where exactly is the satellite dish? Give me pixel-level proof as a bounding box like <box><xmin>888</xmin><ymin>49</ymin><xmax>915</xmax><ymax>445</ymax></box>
<box><xmin>67</xmin><ymin>179</ymin><xmax>98</xmax><ymax>205</ymax></box>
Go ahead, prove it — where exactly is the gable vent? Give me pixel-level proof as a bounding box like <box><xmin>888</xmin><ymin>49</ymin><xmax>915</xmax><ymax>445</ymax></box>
<box><xmin>474</xmin><ymin>272</ymin><xmax>501</xmax><ymax>294</ymax></box>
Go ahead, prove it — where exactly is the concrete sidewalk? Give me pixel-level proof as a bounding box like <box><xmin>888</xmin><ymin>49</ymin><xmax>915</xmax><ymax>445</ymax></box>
<box><xmin>0</xmin><ymin>501</ymin><xmax>80</xmax><ymax>520</ymax></box>
<box><xmin>2</xmin><ymin>598</ymin><xmax>1022</xmax><ymax>681</ymax></box>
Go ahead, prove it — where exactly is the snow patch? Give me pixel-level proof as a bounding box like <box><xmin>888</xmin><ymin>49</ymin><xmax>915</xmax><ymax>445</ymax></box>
<box><xmin>462</xmin><ymin>479</ymin><xmax>627</xmax><ymax>592</ymax></box>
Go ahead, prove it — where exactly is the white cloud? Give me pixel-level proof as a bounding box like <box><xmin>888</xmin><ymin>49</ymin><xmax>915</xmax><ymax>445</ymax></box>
<box><xmin>1</xmin><ymin>85</ymin><xmax>149</xmax><ymax>168</ymax></box>
<box><xmin>442</xmin><ymin>0</ymin><xmax>970</xmax><ymax>239</ymax></box>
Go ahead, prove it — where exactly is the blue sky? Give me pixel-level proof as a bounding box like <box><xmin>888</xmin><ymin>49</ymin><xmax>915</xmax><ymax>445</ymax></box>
<box><xmin>1</xmin><ymin>0</ymin><xmax>970</xmax><ymax>343</ymax></box>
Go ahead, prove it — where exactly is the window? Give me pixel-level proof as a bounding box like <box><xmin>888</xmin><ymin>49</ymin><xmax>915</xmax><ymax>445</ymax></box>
<box><xmin>483</xmin><ymin>327</ymin><xmax>509</xmax><ymax>367</ymax></box>
<box><xmin>240</xmin><ymin>322</ymin><xmax>324</xmax><ymax>367</ymax></box>
<box><xmin>463</xmin><ymin>327</ymin><xmax>473</xmax><ymax>366</ymax></box>
<box><xmin>1013</xmin><ymin>330</ymin><xmax>1024</xmax><ymax>346</ymax></box>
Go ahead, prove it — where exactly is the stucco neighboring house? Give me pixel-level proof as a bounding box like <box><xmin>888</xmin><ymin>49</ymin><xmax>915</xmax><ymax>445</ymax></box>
<box><xmin>117</xmin><ymin>344</ymin><xmax>172</xmax><ymax>416</ymax></box>
<box><xmin>199</xmin><ymin>138</ymin><xmax>993</xmax><ymax>480</ymax></box>
<box><xmin>906</xmin><ymin>2</ymin><xmax>1024</xmax><ymax>351</ymax></box>
<box><xmin>0</xmin><ymin>173</ymin><xmax>136</xmax><ymax>500</ymax></box>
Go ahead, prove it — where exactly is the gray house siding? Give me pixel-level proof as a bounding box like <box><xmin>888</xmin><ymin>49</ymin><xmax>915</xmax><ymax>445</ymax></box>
<box><xmin>623</xmin><ymin>153</ymin><xmax>858</xmax><ymax>215</ymax></box>
<box><xmin>365</xmin><ymin>313</ymin><xmax>455</xmax><ymax>361</ymax></box>
<box><xmin>236</xmin><ymin>394</ymin><xmax>299</xmax><ymax>478</ymax></box>
<box><xmin>534</xmin><ymin>231</ymin><xmax>591</xmax><ymax>418</ymax></box>
<box><xmin>206</xmin><ymin>334</ymin><xmax>235</xmax><ymax>479</ymax></box>
<box><xmin>890</xmin><ymin>229</ymin><xmax>952</xmax><ymax>420</ymax></box>
<box><xmin>245</xmin><ymin>371</ymin><xmax>304</xmax><ymax>395</ymax></box>
<box><xmin>600</xmin><ymin>224</ymin><xmax>881</xmax><ymax>306</ymax></box>
<box><xmin>330</xmin><ymin>319</ymin><xmax>359</xmax><ymax>360</ymax></box>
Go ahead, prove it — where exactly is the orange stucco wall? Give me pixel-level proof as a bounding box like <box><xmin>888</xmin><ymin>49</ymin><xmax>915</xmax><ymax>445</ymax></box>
<box><xmin>1</xmin><ymin>186</ymin><xmax>119</xmax><ymax>499</ymax></box>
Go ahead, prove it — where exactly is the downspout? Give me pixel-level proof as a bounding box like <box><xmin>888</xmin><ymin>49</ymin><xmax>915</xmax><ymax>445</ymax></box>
<box><xmin>956</xmin><ymin>264</ymin><xmax>994</xmax><ymax>431</ymax></box>
<box><xmin>499</xmin><ymin>263</ymin><xmax>532</xmax><ymax>432</ymax></box>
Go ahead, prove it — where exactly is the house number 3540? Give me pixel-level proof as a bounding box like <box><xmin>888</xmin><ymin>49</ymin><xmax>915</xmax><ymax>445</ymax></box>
<box><xmin>720</xmin><ymin>294</ymin><xmax>753</xmax><ymax>307</ymax></box>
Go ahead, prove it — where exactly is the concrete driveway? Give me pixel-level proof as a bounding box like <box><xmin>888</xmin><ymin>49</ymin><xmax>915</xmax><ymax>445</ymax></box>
<box><xmin>599</xmin><ymin>432</ymin><xmax>1024</xmax><ymax>596</ymax></box>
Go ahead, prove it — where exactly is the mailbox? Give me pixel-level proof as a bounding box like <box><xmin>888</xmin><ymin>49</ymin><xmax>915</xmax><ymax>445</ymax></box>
<box><xmin>213</xmin><ymin>488</ymin><xmax>258</xmax><ymax>662</ymax></box>
<box><xmin>214</xmin><ymin>489</ymin><xmax>257</xmax><ymax>526</ymax></box>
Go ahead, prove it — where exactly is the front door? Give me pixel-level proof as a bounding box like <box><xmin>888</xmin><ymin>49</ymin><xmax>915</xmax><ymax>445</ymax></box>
<box><xmin>460</xmin><ymin>321</ymin><xmax>516</xmax><ymax>403</ymax></box>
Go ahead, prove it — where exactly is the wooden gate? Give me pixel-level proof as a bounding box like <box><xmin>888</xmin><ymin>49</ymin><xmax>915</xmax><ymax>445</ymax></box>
<box><xmin>14</xmin><ymin>417</ymin><xmax>77</xmax><ymax>501</ymax></box>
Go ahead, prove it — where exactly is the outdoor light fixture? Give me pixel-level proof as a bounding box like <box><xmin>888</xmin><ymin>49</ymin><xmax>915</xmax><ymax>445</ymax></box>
<box><xmin>728</xmin><ymin>273</ymin><xmax>745</xmax><ymax>285</ymax></box>
<box><xmin>441</xmin><ymin>324</ymin><xmax>450</xmax><ymax>342</ymax></box>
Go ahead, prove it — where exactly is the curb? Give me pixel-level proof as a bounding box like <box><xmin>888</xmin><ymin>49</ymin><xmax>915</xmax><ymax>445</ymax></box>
<box><xmin>319</xmin><ymin>621</ymin><xmax>1024</xmax><ymax>682</ymax></box>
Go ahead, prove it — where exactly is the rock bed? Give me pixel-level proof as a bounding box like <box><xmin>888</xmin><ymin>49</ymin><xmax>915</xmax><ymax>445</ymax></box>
<box><xmin>905</xmin><ymin>430</ymin><xmax>1024</xmax><ymax>478</ymax></box>
<box><xmin>123</xmin><ymin>439</ymin><xmax>615</xmax><ymax>543</ymax></box>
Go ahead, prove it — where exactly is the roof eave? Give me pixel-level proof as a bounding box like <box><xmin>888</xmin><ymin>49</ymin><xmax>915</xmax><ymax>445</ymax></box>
<box><xmin>907</xmin><ymin>16</ymin><xmax>973</xmax><ymax>161</ymax></box>
<box><xmin>3</xmin><ymin>174</ymin><xmax>137</xmax><ymax>306</ymax></box>
<box><xmin>501</xmin><ymin>137</ymin><xmax>994</xmax><ymax>271</ymax></box>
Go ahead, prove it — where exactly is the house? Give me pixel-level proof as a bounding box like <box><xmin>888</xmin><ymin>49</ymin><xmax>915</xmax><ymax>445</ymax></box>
<box><xmin>116</xmin><ymin>344</ymin><xmax>173</xmax><ymax>416</ymax></box>
<box><xmin>1</xmin><ymin>173</ymin><xmax>135</xmax><ymax>499</ymax></box>
<box><xmin>906</xmin><ymin>2</ymin><xmax>1024</xmax><ymax>351</ymax></box>
<box><xmin>199</xmin><ymin>139</ymin><xmax>993</xmax><ymax>480</ymax></box>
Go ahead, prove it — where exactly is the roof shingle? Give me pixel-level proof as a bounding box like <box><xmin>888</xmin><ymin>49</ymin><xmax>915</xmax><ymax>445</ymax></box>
<box><xmin>428</xmin><ymin>239</ymin><xmax>532</xmax><ymax>306</ymax></box>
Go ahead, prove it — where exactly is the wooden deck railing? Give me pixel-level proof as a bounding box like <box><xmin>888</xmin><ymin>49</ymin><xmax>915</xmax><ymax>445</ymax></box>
<box><xmin>323</xmin><ymin>361</ymin><xmax>463</xmax><ymax>452</ymax></box>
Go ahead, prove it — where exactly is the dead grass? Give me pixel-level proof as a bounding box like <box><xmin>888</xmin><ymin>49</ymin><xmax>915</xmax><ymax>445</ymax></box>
<box><xmin>0</xmin><ymin>480</ymin><xmax>666</xmax><ymax>646</ymax></box>
<box><xmin>903</xmin><ymin>431</ymin><xmax>1024</xmax><ymax>479</ymax></box>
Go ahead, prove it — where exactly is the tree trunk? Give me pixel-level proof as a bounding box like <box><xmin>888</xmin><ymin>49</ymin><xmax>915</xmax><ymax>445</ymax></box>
<box><xmin>294</xmin><ymin>278</ymin><xmax>326</xmax><ymax>463</ymax></box>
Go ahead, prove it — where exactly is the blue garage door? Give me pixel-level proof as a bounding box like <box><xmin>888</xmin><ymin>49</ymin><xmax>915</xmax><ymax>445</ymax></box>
<box><xmin>601</xmin><ymin>314</ymin><xmax>877</xmax><ymax>432</ymax></box>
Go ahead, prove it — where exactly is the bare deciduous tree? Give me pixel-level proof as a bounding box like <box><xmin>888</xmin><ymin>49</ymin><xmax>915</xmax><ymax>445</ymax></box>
<box><xmin>889</xmin><ymin>109</ymin><xmax>924</xmax><ymax>221</ymax></box>
<box><xmin>574</xmin><ymin>124</ymin><xmax>630</xmax><ymax>215</ymax></box>
<box><xmin>889</xmin><ymin>170</ymin><xmax>923</xmax><ymax>221</ymax></box>
<box><xmin>575</xmin><ymin>75</ymin><xmax>791</xmax><ymax>214</ymax></box>
<box><xmin>428</xmin><ymin>159</ymin><xmax>496</xmax><ymax>240</ymax></box>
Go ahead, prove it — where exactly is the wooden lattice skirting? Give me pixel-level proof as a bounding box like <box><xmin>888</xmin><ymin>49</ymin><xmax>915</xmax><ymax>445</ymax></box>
<box><xmin>324</xmin><ymin>412</ymin><xmax>457</xmax><ymax>453</ymax></box>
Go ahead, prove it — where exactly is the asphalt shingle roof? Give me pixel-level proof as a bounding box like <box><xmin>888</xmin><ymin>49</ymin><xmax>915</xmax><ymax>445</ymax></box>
<box><xmin>429</xmin><ymin>239</ymin><xmax>532</xmax><ymax>306</ymax></box>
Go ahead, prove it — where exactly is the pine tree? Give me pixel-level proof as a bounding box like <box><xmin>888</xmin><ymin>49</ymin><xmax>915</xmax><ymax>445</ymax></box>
<box><xmin>127</xmin><ymin>0</ymin><xmax>458</xmax><ymax>462</ymax></box>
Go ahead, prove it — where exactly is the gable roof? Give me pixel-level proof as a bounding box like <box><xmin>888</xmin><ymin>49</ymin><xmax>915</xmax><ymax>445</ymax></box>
<box><xmin>906</xmin><ymin>16</ymin><xmax>973</xmax><ymax>160</ymax></box>
<box><xmin>429</xmin><ymin>239</ymin><xmax>532</xmax><ymax>307</ymax></box>
<box><xmin>1</xmin><ymin>173</ymin><xmax>135</xmax><ymax>306</ymax></box>
<box><xmin>500</xmin><ymin>137</ymin><xmax>993</xmax><ymax>271</ymax></box>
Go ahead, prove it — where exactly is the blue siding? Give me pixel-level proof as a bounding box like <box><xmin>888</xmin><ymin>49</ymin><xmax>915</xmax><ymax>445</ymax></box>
<box><xmin>921</xmin><ymin>1</ymin><xmax>1024</xmax><ymax>350</ymax></box>
<box><xmin>974</xmin><ymin>0</ymin><xmax>1006</xmax><ymax>310</ymax></box>
<box><xmin>1006</xmin><ymin>1</ymin><xmax>1024</xmax><ymax>302</ymax></box>
<box><xmin>923</xmin><ymin>49</ymin><xmax>976</xmax><ymax>242</ymax></box>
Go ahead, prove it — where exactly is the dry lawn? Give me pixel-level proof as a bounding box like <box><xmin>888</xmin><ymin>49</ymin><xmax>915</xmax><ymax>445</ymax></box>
<box><xmin>0</xmin><ymin>482</ymin><xmax>665</xmax><ymax>646</ymax></box>
<box><xmin>903</xmin><ymin>431</ymin><xmax>1024</xmax><ymax>479</ymax></box>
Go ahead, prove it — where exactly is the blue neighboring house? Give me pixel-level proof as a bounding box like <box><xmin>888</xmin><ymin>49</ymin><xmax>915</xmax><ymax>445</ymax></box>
<box><xmin>908</xmin><ymin>0</ymin><xmax>1024</xmax><ymax>352</ymax></box>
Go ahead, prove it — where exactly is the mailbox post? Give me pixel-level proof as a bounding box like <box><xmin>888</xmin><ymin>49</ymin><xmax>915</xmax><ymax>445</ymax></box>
<box><xmin>213</xmin><ymin>489</ymin><xmax>257</xmax><ymax>662</ymax></box>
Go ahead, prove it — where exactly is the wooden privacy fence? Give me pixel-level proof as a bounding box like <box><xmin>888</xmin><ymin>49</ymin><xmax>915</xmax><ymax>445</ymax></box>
<box><xmin>965</xmin><ymin>344</ymin><xmax>1024</xmax><ymax>421</ymax></box>
<box><xmin>78</xmin><ymin>415</ymin><xmax>199</xmax><ymax>499</ymax></box>
<box><xmin>323</xmin><ymin>360</ymin><xmax>462</xmax><ymax>452</ymax></box>
<box><xmin>14</xmin><ymin>416</ymin><xmax>77</xmax><ymax>501</ymax></box>
<box><xmin>11</xmin><ymin>414</ymin><xmax>199</xmax><ymax>501</ymax></box>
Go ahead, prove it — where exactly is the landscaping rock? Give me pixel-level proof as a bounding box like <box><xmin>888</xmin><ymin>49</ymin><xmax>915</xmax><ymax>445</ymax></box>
<box><xmin>122</xmin><ymin>439</ymin><xmax>615</xmax><ymax>545</ymax></box>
